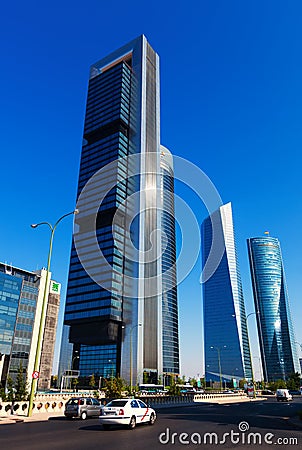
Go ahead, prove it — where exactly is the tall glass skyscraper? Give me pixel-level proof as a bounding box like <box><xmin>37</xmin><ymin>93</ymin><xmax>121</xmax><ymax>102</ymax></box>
<box><xmin>160</xmin><ymin>147</ymin><xmax>179</xmax><ymax>378</ymax></box>
<box><xmin>247</xmin><ymin>235</ymin><xmax>300</xmax><ymax>381</ymax></box>
<box><xmin>60</xmin><ymin>35</ymin><xmax>179</xmax><ymax>384</ymax></box>
<box><xmin>202</xmin><ymin>203</ymin><xmax>252</xmax><ymax>384</ymax></box>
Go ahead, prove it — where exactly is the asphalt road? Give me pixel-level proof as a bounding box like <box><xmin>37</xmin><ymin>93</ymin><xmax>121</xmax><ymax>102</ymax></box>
<box><xmin>0</xmin><ymin>397</ymin><xmax>301</xmax><ymax>450</ymax></box>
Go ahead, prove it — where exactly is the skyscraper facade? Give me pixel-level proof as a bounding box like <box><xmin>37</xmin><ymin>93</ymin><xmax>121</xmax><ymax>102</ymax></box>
<box><xmin>160</xmin><ymin>147</ymin><xmax>180</xmax><ymax>379</ymax></box>
<box><xmin>202</xmin><ymin>203</ymin><xmax>252</xmax><ymax>384</ymax></box>
<box><xmin>247</xmin><ymin>235</ymin><xmax>300</xmax><ymax>381</ymax></box>
<box><xmin>0</xmin><ymin>263</ymin><xmax>60</xmax><ymax>391</ymax></box>
<box><xmin>61</xmin><ymin>35</ymin><xmax>179</xmax><ymax>385</ymax></box>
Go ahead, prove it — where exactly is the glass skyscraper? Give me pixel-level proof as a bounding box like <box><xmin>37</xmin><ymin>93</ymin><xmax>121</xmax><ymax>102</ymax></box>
<box><xmin>202</xmin><ymin>203</ymin><xmax>252</xmax><ymax>384</ymax></box>
<box><xmin>247</xmin><ymin>235</ymin><xmax>300</xmax><ymax>381</ymax></box>
<box><xmin>61</xmin><ymin>35</ymin><xmax>179</xmax><ymax>384</ymax></box>
<box><xmin>160</xmin><ymin>147</ymin><xmax>179</xmax><ymax>378</ymax></box>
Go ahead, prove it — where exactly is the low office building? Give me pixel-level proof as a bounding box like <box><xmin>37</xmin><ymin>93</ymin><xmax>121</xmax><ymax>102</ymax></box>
<box><xmin>0</xmin><ymin>262</ymin><xmax>60</xmax><ymax>391</ymax></box>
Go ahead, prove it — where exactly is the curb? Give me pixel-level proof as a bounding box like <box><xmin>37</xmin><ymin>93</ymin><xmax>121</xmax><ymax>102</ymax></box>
<box><xmin>0</xmin><ymin>417</ymin><xmax>25</xmax><ymax>424</ymax></box>
<box><xmin>0</xmin><ymin>411</ymin><xmax>64</xmax><ymax>425</ymax></box>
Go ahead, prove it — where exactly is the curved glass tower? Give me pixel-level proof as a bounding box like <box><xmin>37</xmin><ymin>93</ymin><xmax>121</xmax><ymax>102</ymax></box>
<box><xmin>202</xmin><ymin>203</ymin><xmax>252</xmax><ymax>385</ymax></box>
<box><xmin>160</xmin><ymin>146</ymin><xmax>180</xmax><ymax>379</ymax></box>
<box><xmin>247</xmin><ymin>236</ymin><xmax>300</xmax><ymax>381</ymax></box>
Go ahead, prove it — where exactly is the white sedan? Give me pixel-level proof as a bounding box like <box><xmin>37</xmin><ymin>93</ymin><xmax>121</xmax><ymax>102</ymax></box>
<box><xmin>99</xmin><ymin>398</ymin><xmax>156</xmax><ymax>430</ymax></box>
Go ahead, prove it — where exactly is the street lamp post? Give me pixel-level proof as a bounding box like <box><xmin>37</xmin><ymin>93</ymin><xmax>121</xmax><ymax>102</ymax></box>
<box><xmin>232</xmin><ymin>311</ymin><xmax>258</xmax><ymax>398</ymax></box>
<box><xmin>245</xmin><ymin>311</ymin><xmax>259</xmax><ymax>399</ymax></box>
<box><xmin>129</xmin><ymin>323</ymin><xmax>142</xmax><ymax>394</ymax></box>
<box><xmin>70</xmin><ymin>354</ymin><xmax>79</xmax><ymax>390</ymax></box>
<box><xmin>253</xmin><ymin>356</ymin><xmax>263</xmax><ymax>387</ymax></box>
<box><xmin>27</xmin><ymin>209</ymin><xmax>78</xmax><ymax>417</ymax></box>
<box><xmin>210</xmin><ymin>346</ymin><xmax>226</xmax><ymax>391</ymax></box>
<box><xmin>72</xmin><ymin>355</ymin><xmax>79</xmax><ymax>369</ymax></box>
<box><xmin>108</xmin><ymin>360</ymin><xmax>114</xmax><ymax>380</ymax></box>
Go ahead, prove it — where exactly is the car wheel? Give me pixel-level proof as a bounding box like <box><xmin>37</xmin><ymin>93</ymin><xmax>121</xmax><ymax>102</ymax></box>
<box><xmin>81</xmin><ymin>411</ymin><xmax>87</xmax><ymax>420</ymax></box>
<box><xmin>149</xmin><ymin>413</ymin><xmax>155</xmax><ymax>425</ymax></box>
<box><xmin>103</xmin><ymin>424</ymin><xmax>111</xmax><ymax>430</ymax></box>
<box><xmin>129</xmin><ymin>416</ymin><xmax>136</xmax><ymax>429</ymax></box>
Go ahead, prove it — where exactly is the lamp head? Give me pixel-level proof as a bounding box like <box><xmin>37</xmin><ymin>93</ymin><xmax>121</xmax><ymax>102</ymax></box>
<box><xmin>31</xmin><ymin>224</ymin><xmax>38</xmax><ymax>229</ymax></box>
<box><xmin>74</xmin><ymin>209</ymin><xmax>79</xmax><ymax>215</ymax></box>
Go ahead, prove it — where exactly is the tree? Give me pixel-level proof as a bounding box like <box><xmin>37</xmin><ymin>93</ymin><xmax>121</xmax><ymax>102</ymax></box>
<box><xmin>0</xmin><ymin>386</ymin><xmax>5</xmax><ymax>401</ymax></box>
<box><xmin>179</xmin><ymin>376</ymin><xmax>186</xmax><ymax>385</ymax></box>
<box><xmin>6</xmin><ymin>377</ymin><xmax>15</xmax><ymax>403</ymax></box>
<box><xmin>104</xmin><ymin>377</ymin><xmax>126</xmax><ymax>398</ymax></box>
<box><xmin>268</xmin><ymin>379</ymin><xmax>286</xmax><ymax>391</ymax></box>
<box><xmin>72</xmin><ymin>377</ymin><xmax>79</xmax><ymax>391</ymax></box>
<box><xmin>51</xmin><ymin>375</ymin><xmax>58</xmax><ymax>388</ymax></box>
<box><xmin>190</xmin><ymin>377</ymin><xmax>197</xmax><ymax>388</ymax></box>
<box><xmin>14</xmin><ymin>363</ymin><xmax>29</xmax><ymax>401</ymax></box>
<box><xmin>168</xmin><ymin>379</ymin><xmax>180</xmax><ymax>396</ymax></box>
<box><xmin>89</xmin><ymin>374</ymin><xmax>96</xmax><ymax>389</ymax></box>
<box><xmin>239</xmin><ymin>378</ymin><xmax>247</xmax><ymax>389</ymax></box>
<box><xmin>286</xmin><ymin>372</ymin><xmax>301</xmax><ymax>390</ymax></box>
<box><xmin>2</xmin><ymin>363</ymin><xmax>29</xmax><ymax>405</ymax></box>
<box><xmin>143</xmin><ymin>371</ymin><xmax>149</xmax><ymax>383</ymax></box>
<box><xmin>199</xmin><ymin>377</ymin><xmax>206</xmax><ymax>388</ymax></box>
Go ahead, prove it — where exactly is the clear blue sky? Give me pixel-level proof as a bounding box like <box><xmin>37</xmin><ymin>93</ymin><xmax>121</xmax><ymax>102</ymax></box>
<box><xmin>1</xmin><ymin>0</ymin><xmax>302</xmax><ymax>378</ymax></box>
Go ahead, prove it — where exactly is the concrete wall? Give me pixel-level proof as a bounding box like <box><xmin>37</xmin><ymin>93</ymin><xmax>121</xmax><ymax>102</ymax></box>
<box><xmin>0</xmin><ymin>392</ymin><xmax>249</xmax><ymax>417</ymax></box>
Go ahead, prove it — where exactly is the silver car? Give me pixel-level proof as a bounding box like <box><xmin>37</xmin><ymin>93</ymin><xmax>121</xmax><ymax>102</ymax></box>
<box><xmin>64</xmin><ymin>397</ymin><xmax>102</xmax><ymax>419</ymax></box>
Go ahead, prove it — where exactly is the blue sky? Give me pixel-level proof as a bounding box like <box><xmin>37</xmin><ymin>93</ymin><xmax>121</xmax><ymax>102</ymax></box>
<box><xmin>1</xmin><ymin>1</ymin><xmax>302</xmax><ymax>378</ymax></box>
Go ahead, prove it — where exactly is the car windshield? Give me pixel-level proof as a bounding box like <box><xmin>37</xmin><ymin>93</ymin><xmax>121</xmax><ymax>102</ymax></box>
<box><xmin>107</xmin><ymin>400</ymin><xmax>128</xmax><ymax>407</ymax></box>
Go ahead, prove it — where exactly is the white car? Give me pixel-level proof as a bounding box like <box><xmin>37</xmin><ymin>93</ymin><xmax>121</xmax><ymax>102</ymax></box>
<box><xmin>276</xmin><ymin>389</ymin><xmax>293</xmax><ymax>402</ymax></box>
<box><xmin>99</xmin><ymin>398</ymin><xmax>156</xmax><ymax>430</ymax></box>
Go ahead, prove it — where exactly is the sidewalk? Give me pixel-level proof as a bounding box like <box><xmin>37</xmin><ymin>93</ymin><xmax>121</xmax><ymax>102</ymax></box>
<box><xmin>0</xmin><ymin>411</ymin><xmax>64</xmax><ymax>425</ymax></box>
